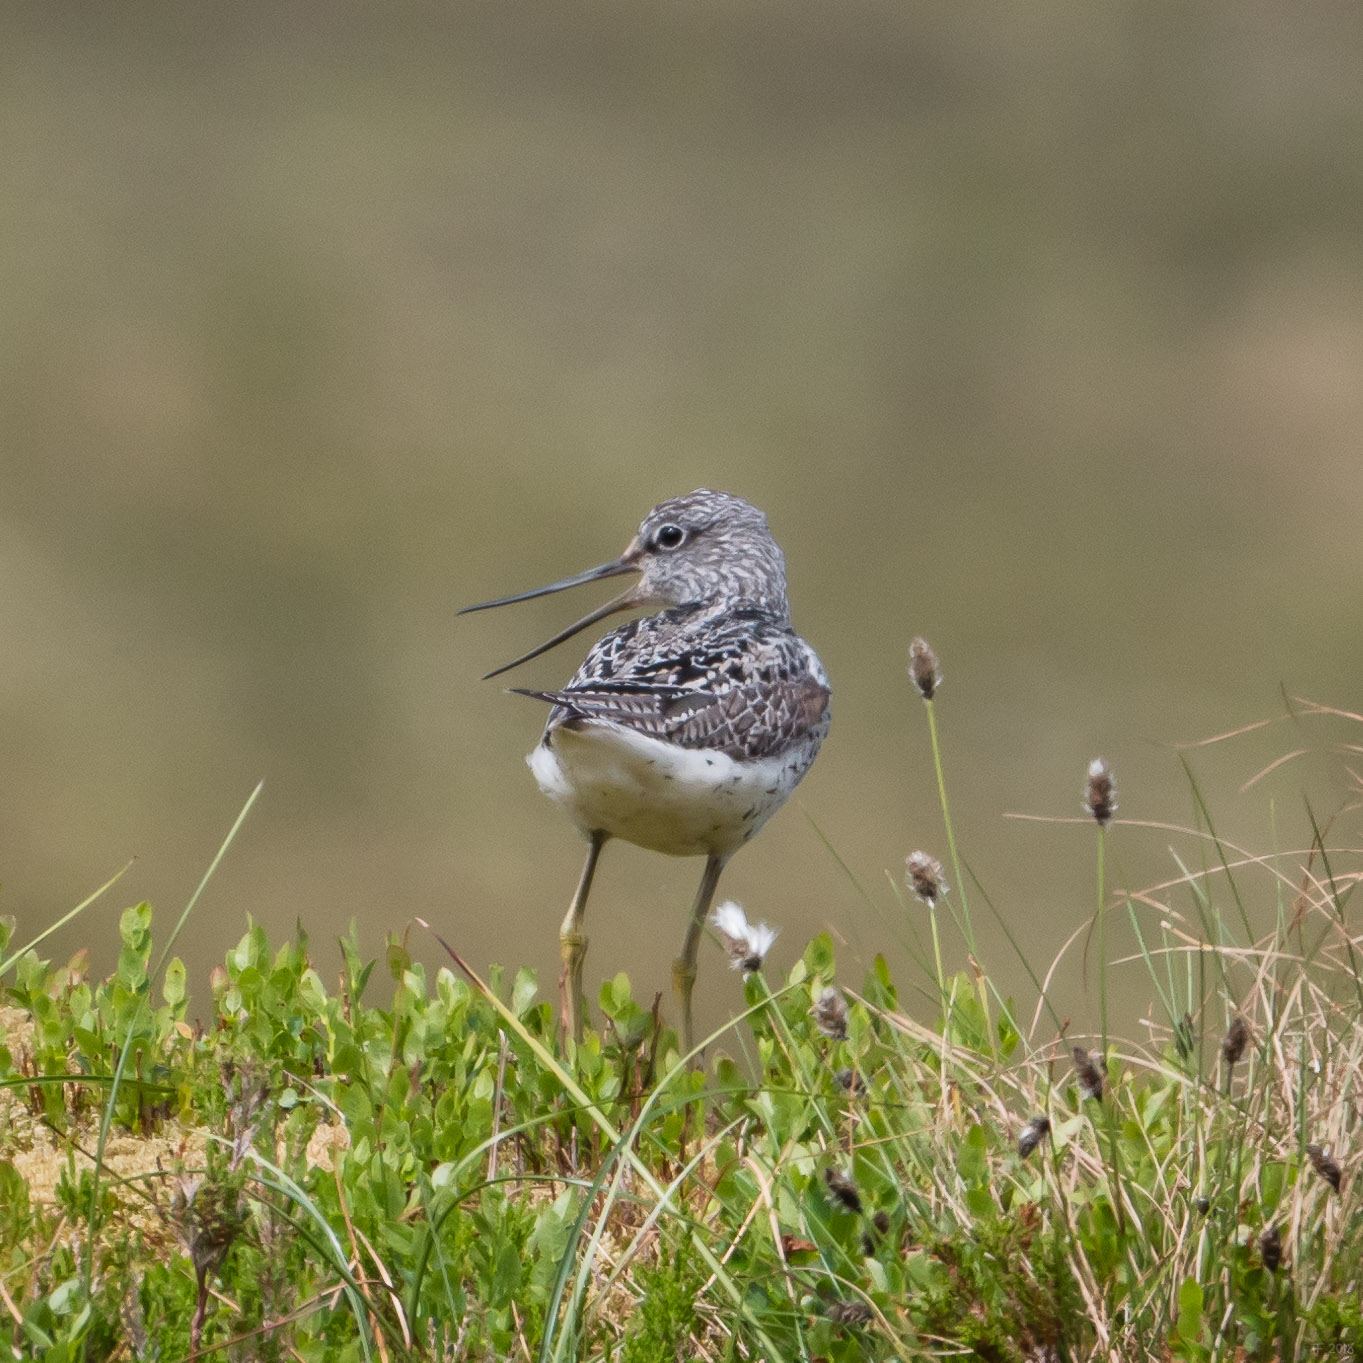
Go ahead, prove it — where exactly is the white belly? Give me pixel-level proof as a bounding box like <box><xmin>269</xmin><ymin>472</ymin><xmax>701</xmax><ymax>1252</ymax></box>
<box><xmin>527</xmin><ymin>721</ymin><xmax>814</xmax><ymax>857</ymax></box>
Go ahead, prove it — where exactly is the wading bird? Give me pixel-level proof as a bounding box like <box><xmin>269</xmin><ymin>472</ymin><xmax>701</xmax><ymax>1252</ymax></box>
<box><xmin>462</xmin><ymin>490</ymin><xmax>830</xmax><ymax>1054</ymax></box>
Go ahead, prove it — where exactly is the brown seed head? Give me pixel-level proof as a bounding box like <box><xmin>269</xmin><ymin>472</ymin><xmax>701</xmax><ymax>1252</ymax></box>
<box><xmin>1306</xmin><ymin>1144</ymin><xmax>1342</xmax><ymax>1194</ymax></box>
<box><xmin>824</xmin><ymin>1166</ymin><xmax>863</xmax><ymax>1213</ymax></box>
<box><xmin>1221</xmin><ymin>1015</ymin><xmax>1250</xmax><ymax>1070</ymax></box>
<box><xmin>1072</xmin><ymin>1045</ymin><xmax>1104</xmax><ymax>1101</ymax></box>
<box><xmin>1084</xmin><ymin>759</ymin><xmax>1117</xmax><ymax>826</ymax></box>
<box><xmin>905</xmin><ymin>851</ymin><xmax>948</xmax><ymax>908</ymax></box>
<box><xmin>908</xmin><ymin>636</ymin><xmax>941</xmax><ymax>700</ymax></box>
<box><xmin>811</xmin><ymin>987</ymin><xmax>850</xmax><ymax>1041</ymax></box>
<box><xmin>834</xmin><ymin>1066</ymin><xmax>862</xmax><ymax>1095</ymax></box>
<box><xmin>1018</xmin><ymin>1114</ymin><xmax>1051</xmax><ymax>1159</ymax></box>
<box><xmin>1258</xmin><ymin>1222</ymin><xmax>1282</xmax><ymax>1272</ymax></box>
<box><xmin>827</xmin><ymin>1300</ymin><xmax>873</xmax><ymax>1327</ymax></box>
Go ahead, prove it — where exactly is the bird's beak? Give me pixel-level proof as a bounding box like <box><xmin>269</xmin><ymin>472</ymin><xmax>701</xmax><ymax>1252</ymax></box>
<box><xmin>460</xmin><ymin>544</ymin><xmax>647</xmax><ymax>679</ymax></box>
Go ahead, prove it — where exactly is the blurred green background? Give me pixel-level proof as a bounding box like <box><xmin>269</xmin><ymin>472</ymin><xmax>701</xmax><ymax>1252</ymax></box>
<box><xmin>3</xmin><ymin>3</ymin><xmax>1360</xmax><ymax>1037</ymax></box>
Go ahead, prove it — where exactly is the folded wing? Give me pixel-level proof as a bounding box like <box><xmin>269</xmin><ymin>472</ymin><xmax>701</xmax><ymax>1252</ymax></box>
<box><xmin>510</xmin><ymin>604</ymin><xmax>830</xmax><ymax>763</ymax></box>
<box><xmin>513</xmin><ymin>671</ymin><xmax>829</xmax><ymax>762</ymax></box>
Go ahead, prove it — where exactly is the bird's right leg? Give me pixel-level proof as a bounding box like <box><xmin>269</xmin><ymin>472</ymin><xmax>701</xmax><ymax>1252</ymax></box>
<box><xmin>559</xmin><ymin>830</ymin><xmax>606</xmax><ymax>1044</ymax></box>
<box><xmin>672</xmin><ymin>851</ymin><xmax>728</xmax><ymax>1061</ymax></box>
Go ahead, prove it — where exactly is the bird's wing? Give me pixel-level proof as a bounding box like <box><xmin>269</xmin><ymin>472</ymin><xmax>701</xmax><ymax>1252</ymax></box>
<box><xmin>512</xmin><ymin>609</ymin><xmax>830</xmax><ymax>762</ymax></box>
<box><xmin>513</xmin><ymin>674</ymin><xmax>830</xmax><ymax>761</ymax></box>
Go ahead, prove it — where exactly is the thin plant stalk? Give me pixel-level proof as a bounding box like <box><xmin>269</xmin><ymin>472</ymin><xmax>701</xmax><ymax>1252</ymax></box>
<box><xmin>1095</xmin><ymin>821</ymin><xmax>1126</xmax><ymax>1234</ymax></box>
<box><xmin>1098</xmin><ymin>825</ymin><xmax>1109</xmax><ymax>1063</ymax></box>
<box><xmin>921</xmin><ymin>695</ymin><xmax>993</xmax><ymax>1053</ymax></box>
<box><xmin>0</xmin><ymin>860</ymin><xmax>132</xmax><ymax>981</ymax></box>
<box><xmin>923</xmin><ymin>697</ymin><xmax>975</xmax><ymax>954</ymax></box>
<box><xmin>928</xmin><ymin>903</ymin><xmax>948</xmax><ymax>1024</ymax></box>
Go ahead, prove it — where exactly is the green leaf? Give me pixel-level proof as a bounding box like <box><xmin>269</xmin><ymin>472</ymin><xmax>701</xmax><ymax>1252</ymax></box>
<box><xmin>965</xmin><ymin>1185</ymin><xmax>994</xmax><ymax>1218</ymax></box>
<box><xmin>957</xmin><ymin>1123</ymin><xmax>989</xmax><ymax>1183</ymax></box>
<box><xmin>338</xmin><ymin>1081</ymin><xmax>374</xmax><ymax>1127</ymax></box>
<box><xmin>489</xmin><ymin>1240</ymin><xmax>522</xmax><ymax>1306</ymax></box>
<box><xmin>161</xmin><ymin>957</ymin><xmax>186</xmax><ymax>1008</ymax></box>
<box><xmin>387</xmin><ymin>937</ymin><xmax>411</xmax><ymax>979</ymax></box>
<box><xmin>1170</xmin><ymin>1276</ymin><xmax>1209</xmax><ymax>1358</ymax></box>
<box><xmin>802</xmin><ymin>932</ymin><xmax>835</xmax><ymax>978</ymax></box>
<box><xmin>511</xmin><ymin>967</ymin><xmax>539</xmax><ymax>1018</ymax></box>
<box><xmin>1177</xmin><ymin>1274</ymin><xmax>1202</xmax><ymax>1322</ymax></box>
<box><xmin>118</xmin><ymin>902</ymin><xmax>152</xmax><ymax>949</ymax></box>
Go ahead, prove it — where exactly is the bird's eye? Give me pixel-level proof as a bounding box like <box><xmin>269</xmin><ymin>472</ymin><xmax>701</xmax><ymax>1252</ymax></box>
<box><xmin>654</xmin><ymin>523</ymin><xmax>686</xmax><ymax>551</ymax></box>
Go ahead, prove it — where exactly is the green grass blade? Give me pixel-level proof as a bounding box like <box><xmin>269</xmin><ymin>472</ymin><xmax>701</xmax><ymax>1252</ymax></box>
<box><xmin>0</xmin><ymin>860</ymin><xmax>132</xmax><ymax>981</ymax></box>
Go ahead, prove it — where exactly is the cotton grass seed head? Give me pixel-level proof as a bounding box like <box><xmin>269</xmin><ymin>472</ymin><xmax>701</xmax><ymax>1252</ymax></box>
<box><xmin>1221</xmin><ymin>1014</ymin><xmax>1250</xmax><ymax>1069</ymax></box>
<box><xmin>908</xmin><ymin>636</ymin><xmax>941</xmax><ymax>699</ymax></box>
<box><xmin>834</xmin><ymin>1066</ymin><xmax>862</xmax><ymax>1095</ymax></box>
<box><xmin>824</xmin><ymin>1166</ymin><xmax>863</xmax><ymax>1213</ymax></box>
<box><xmin>827</xmin><ymin>1300</ymin><xmax>872</xmax><ymax>1328</ymax></box>
<box><xmin>1084</xmin><ymin>759</ymin><xmax>1117</xmax><ymax>826</ymax></box>
<box><xmin>905</xmin><ymin>851</ymin><xmax>947</xmax><ymax>908</ymax></box>
<box><xmin>1258</xmin><ymin>1223</ymin><xmax>1282</xmax><ymax>1272</ymax></box>
<box><xmin>1017</xmin><ymin>1115</ymin><xmax>1051</xmax><ymax>1159</ymax></box>
<box><xmin>811</xmin><ymin>986</ymin><xmax>850</xmax><ymax>1041</ymax></box>
<box><xmin>1072</xmin><ymin>1045</ymin><xmax>1104</xmax><ymax>1101</ymax></box>
<box><xmin>709</xmin><ymin>900</ymin><xmax>777</xmax><ymax>973</ymax></box>
<box><xmin>1306</xmin><ymin>1144</ymin><xmax>1342</xmax><ymax>1194</ymax></box>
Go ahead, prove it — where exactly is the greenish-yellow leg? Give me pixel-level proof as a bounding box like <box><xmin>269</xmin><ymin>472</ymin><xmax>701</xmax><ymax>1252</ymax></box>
<box><xmin>672</xmin><ymin>852</ymin><xmax>728</xmax><ymax>1058</ymax></box>
<box><xmin>560</xmin><ymin>830</ymin><xmax>606</xmax><ymax>1044</ymax></box>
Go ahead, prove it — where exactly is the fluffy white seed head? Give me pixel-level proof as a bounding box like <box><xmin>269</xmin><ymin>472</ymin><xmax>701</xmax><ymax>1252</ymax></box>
<box><xmin>905</xmin><ymin>850</ymin><xmax>948</xmax><ymax>907</ymax></box>
<box><xmin>811</xmin><ymin>986</ymin><xmax>850</xmax><ymax>1041</ymax></box>
<box><xmin>709</xmin><ymin>900</ymin><xmax>778</xmax><ymax>972</ymax></box>
<box><xmin>1084</xmin><ymin>758</ymin><xmax>1117</xmax><ymax>826</ymax></box>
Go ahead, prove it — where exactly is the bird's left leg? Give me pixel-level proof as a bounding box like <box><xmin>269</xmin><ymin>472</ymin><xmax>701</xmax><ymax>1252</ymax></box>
<box><xmin>672</xmin><ymin>852</ymin><xmax>729</xmax><ymax>1059</ymax></box>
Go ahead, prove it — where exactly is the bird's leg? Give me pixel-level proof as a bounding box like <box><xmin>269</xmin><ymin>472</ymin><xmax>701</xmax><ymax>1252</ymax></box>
<box><xmin>560</xmin><ymin>830</ymin><xmax>606</xmax><ymax>1044</ymax></box>
<box><xmin>672</xmin><ymin>852</ymin><xmax>728</xmax><ymax>1059</ymax></box>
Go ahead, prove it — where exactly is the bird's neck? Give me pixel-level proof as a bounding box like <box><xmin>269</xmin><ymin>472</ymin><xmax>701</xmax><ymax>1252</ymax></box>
<box><xmin>668</xmin><ymin>595</ymin><xmax>792</xmax><ymax>627</ymax></box>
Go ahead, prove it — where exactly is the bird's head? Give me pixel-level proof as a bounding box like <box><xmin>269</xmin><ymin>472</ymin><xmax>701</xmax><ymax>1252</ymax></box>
<box><xmin>460</xmin><ymin>489</ymin><xmax>789</xmax><ymax>678</ymax></box>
